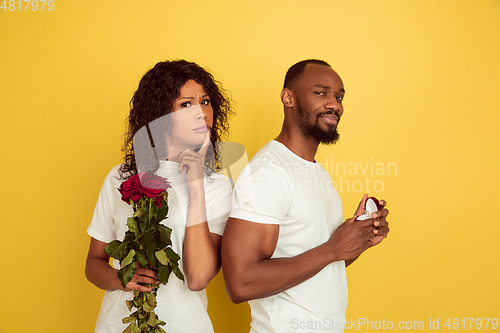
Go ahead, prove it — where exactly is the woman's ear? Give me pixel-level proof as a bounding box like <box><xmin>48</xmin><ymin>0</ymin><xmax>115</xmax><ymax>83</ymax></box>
<box><xmin>280</xmin><ymin>88</ymin><xmax>293</xmax><ymax>107</ymax></box>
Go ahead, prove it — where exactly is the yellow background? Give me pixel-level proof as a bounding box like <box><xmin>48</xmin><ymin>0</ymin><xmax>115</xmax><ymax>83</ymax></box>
<box><xmin>1</xmin><ymin>0</ymin><xmax>499</xmax><ymax>332</ymax></box>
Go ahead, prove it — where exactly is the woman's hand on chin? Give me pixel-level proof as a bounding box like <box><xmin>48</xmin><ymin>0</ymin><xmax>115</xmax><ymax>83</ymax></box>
<box><xmin>178</xmin><ymin>132</ymin><xmax>210</xmax><ymax>191</ymax></box>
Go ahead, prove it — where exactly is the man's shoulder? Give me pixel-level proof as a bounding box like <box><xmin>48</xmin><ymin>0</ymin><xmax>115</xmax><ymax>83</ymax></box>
<box><xmin>250</xmin><ymin>140</ymin><xmax>291</xmax><ymax>166</ymax></box>
<box><xmin>234</xmin><ymin>141</ymin><xmax>294</xmax><ymax>190</ymax></box>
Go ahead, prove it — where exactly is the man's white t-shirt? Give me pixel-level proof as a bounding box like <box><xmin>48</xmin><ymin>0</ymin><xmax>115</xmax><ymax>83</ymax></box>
<box><xmin>230</xmin><ymin>140</ymin><xmax>348</xmax><ymax>333</ymax></box>
<box><xmin>88</xmin><ymin>161</ymin><xmax>232</xmax><ymax>333</ymax></box>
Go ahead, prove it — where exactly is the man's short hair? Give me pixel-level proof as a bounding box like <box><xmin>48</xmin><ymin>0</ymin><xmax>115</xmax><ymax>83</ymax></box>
<box><xmin>283</xmin><ymin>59</ymin><xmax>331</xmax><ymax>89</ymax></box>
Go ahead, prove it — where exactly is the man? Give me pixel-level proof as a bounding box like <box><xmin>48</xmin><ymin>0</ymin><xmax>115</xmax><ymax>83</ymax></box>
<box><xmin>221</xmin><ymin>59</ymin><xmax>390</xmax><ymax>332</ymax></box>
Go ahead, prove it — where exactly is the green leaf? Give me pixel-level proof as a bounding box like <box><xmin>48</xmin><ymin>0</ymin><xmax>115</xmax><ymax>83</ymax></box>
<box><xmin>147</xmin><ymin>313</ymin><xmax>158</xmax><ymax>327</ymax></box>
<box><xmin>146</xmin><ymin>292</ymin><xmax>156</xmax><ymax>306</ymax></box>
<box><xmin>114</xmin><ymin>241</ymin><xmax>129</xmax><ymax>260</ymax></box>
<box><xmin>139</xmin><ymin>215</ymin><xmax>148</xmax><ymax>234</ymax></box>
<box><xmin>116</xmin><ymin>241</ymin><xmax>128</xmax><ymax>252</ymax></box>
<box><xmin>146</xmin><ymin>242</ymin><xmax>158</xmax><ymax>268</ymax></box>
<box><xmin>121</xmin><ymin>249</ymin><xmax>136</xmax><ymax>268</ymax></box>
<box><xmin>151</xmin><ymin>204</ymin><xmax>159</xmax><ymax>220</ymax></box>
<box><xmin>104</xmin><ymin>240</ymin><xmax>122</xmax><ymax>257</ymax></box>
<box><xmin>131</xmin><ymin>241</ymin><xmax>141</xmax><ymax>251</ymax></box>
<box><xmin>155</xmin><ymin>239</ymin><xmax>167</xmax><ymax>250</ymax></box>
<box><xmin>155</xmin><ymin>250</ymin><xmax>169</xmax><ymax>266</ymax></box>
<box><xmin>126</xmin><ymin>300</ymin><xmax>134</xmax><ymax>312</ymax></box>
<box><xmin>127</xmin><ymin>218</ymin><xmax>139</xmax><ymax>234</ymax></box>
<box><xmin>124</xmin><ymin>323</ymin><xmax>141</xmax><ymax>333</ymax></box>
<box><xmin>143</xmin><ymin>230</ymin><xmax>152</xmax><ymax>247</ymax></box>
<box><xmin>118</xmin><ymin>262</ymin><xmax>136</xmax><ymax>289</ymax></box>
<box><xmin>157</xmin><ymin>205</ymin><xmax>169</xmax><ymax>221</ymax></box>
<box><xmin>158</xmin><ymin>224</ymin><xmax>172</xmax><ymax>236</ymax></box>
<box><xmin>165</xmin><ymin>247</ymin><xmax>180</xmax><ymax>262</ymax></box>
<box><xmin>156</xmin><ymin>325</ymin><xmax>167</xmax><ymax>333</ymax></box>
<box><xmin>122</xmin><ymin>316</ymin><xmax>136</xmax><ymax>324</ymax></box>
<box><xmin>169</xmin><ymin>260</ymin><xmax>184</xmax><ymax>281</ymax></box>
<box><xmin>133</xmin><ymin>325</ymin><xmax>143</xmax><ymax>333</ymax></box>
<box><xmin>124</xmin><ymin>230</ymin><xmax>136</xmax><ymax>243</ymax></box>
<box><xmin>157</xmin><ymin>263</ymin><xmax>171</xmax><ymax>285</ymax></box>
<box><xmin>158</xmin><ymin>225</ymin><xmax>172</xmax><ymax>246</ymax></box>
<box><xmin>133</xmin><ymin>207</ymin><xmax>144</xmax><ymax>218</ymax></box>
<box><xmin>136</xmin><ymin>252</ymin><xmax>148</xmax><ymax>268</ymax></box>
<box><xmin>142</xmin><ymin>301</ymin><xmax>155</xmax><ymax>313</ymax></box>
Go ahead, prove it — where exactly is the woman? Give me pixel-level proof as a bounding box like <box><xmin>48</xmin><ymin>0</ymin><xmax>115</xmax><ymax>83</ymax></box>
<box><xmin>85</xmin><ymin>60</ymin><xmax>234</xmax><ymax>333</ymax></box>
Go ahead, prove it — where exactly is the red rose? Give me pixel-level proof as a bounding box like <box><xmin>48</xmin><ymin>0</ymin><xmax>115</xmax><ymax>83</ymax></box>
<box><xmin>139</xmin><ymin>172</ymin><xmax>171</xmax><ymax>198</ymax></box>
<box><xmin>119</xmin><ymin>174</ymin><xmax>143</xmax><ymax>203</ymax></box>
<box><xmin>154</xmin><ymin>195</ymin><xmax>164</xmax><ymax>208</ymax></box>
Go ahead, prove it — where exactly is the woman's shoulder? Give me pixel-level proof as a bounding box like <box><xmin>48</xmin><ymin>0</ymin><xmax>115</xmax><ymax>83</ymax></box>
<box><xmin>101</xmin><ymin>164</ymin><xmax>129</xmax><ymax>188</ymax></box>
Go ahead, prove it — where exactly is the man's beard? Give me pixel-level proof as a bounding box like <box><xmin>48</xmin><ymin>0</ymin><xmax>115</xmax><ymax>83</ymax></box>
<box><xmin>298</xmin><ymin>102</ymin><xmax>340</xmax><ymax>145</ymax></box>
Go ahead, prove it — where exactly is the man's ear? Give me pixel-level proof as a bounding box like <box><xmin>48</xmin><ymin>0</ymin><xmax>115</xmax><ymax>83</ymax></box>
<box><xmin>280</xmin><ymin>88</ymin><xmax>293</xmax><ymax>107</ymax></box>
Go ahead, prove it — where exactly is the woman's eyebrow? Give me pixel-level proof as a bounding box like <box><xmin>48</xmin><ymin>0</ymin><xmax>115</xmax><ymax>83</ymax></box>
<box><xmin>177</xmin><ymin>96</ymin><xmax>194</xmax><ymax>101</ymax></box>
<box><xmin>177</xmin><ymin>94</ymin><xmax>209</xmax><ymax>101</ymax></box>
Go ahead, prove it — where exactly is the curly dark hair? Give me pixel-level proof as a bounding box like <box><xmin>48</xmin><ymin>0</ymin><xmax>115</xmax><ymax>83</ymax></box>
<box><xmin>119</xmin><ymin>60</ymin><xmax>234</xmax><ymax>179</ymax></box>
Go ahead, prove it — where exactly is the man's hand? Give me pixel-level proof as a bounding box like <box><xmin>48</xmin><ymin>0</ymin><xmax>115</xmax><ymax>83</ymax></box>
<box><xmin>370</xmin><ymin>198</ymin><xmax>390</xmax><ymax>246</ymax></box>
<box><xmin>327</xmin><ymin>216</ymin><xmax>377</xmax><ymax>262</ymax></box>
<box><xmin>343</xmin><ymin>194</ymin><xmax>390</xmax><ymax>267</ymax></box>
<box><xmin>352</xmin><ymin>193</ymin><xmax>390</xmax><ymax>246</ymax></box>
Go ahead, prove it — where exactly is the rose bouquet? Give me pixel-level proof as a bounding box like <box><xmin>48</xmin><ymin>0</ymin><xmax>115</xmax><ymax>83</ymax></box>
<box><xmin>104</xmin><ymin>172</ymin><xmax>184</xmax><ymax>333</ymax></box>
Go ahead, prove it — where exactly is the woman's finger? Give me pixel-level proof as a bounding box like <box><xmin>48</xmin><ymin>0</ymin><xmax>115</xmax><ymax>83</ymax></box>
<box><xmin>197</xmin><ymin>131</ymin><xmax>211</xmax><ymax>157</ymax></box>
<box><xmin>179</xmin><ymin>149</ymin><xmax>204</xmax><ymax>173</ymax></box>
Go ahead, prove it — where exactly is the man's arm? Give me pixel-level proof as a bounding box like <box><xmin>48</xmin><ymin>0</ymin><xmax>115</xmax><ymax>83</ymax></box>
<box><xmin>221</xmin><ymin>215</ymin><xmax>378</xmax><ymax>303</ymax></box>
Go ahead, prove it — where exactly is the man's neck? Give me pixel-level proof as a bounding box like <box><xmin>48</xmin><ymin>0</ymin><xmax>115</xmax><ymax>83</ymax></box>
<box><xmin>275</xmin><ymin>126</ymin><xmax>319</xmax><ymax>163</ymax></box>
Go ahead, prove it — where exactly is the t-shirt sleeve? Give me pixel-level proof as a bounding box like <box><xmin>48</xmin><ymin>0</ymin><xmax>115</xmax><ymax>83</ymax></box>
<box><xmin>87</xmin><ymin>167</ymin><xmax>120</xmax><ymax>244</ymax></box>
<box><xmin>229</xmin><ymin>159</ymin><xmax>291</xmax><ymax>225</ymax></box>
